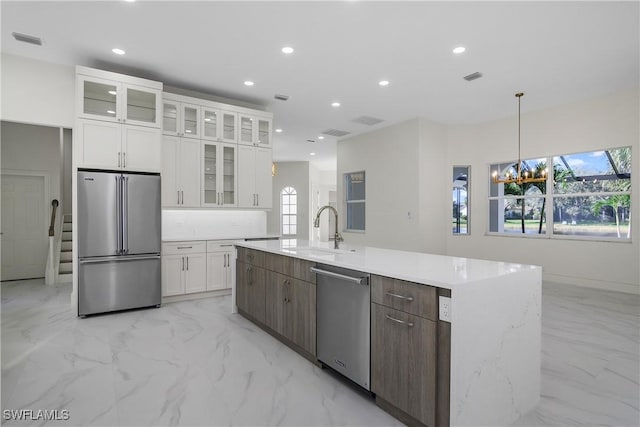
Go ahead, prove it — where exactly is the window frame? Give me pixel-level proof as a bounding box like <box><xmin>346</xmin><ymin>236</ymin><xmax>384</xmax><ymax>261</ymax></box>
<box><xmin>344</xmin><ymin>171</ymin><xmax>366</xmax><ymax>232</ymax></box>
<box><xmin>487</xmin><ymin>147</ymin><xmax>632</xmax><ymax>243</ymax></box>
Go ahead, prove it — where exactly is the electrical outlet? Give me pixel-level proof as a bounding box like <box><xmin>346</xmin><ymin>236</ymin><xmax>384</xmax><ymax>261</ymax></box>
<box><xmin>439</xmin><ymin>296</ymin><xmax>452</xmax><ymax>323</ymax></box>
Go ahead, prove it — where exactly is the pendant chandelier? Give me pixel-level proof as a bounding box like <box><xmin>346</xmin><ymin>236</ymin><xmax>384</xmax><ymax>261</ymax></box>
<box><xmin>492</xmin><ymin>92</ymin><xmax>548</xmax><ymax>185</ymax></box>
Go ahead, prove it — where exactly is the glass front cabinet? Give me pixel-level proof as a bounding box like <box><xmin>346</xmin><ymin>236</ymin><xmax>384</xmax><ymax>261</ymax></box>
<box><xmin>162</xmin><ymin>100</ymin><xmax>200</xmax><ymax>138</ymax></box>
<box><xmin>77</xmin><ymin>75</ymin><xmax>161</xmax><ymax>128</ymax></box>
<box><xmin>202</xmin><ymin>142</ymin><xmax>237</xmax><ymax>207</ymax></box>
<box><xmin>238</xmin><ymin>114</ymin><xmax>272</xmax><ymax>147</ymax></box>
<box><xmin>202</xmin><ymin>107</ymin><xmax>237</xmax><ymax>143</ymax></box>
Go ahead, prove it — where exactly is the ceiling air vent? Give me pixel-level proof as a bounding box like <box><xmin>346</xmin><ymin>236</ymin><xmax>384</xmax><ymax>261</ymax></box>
<box><xmin>352</xmin><ymin>115</ymin><xmax>384</xmax><ymax>126</ymax></box>
<box><xmin>274</xmin><ymin>94</ymin><xmax>289</xmax><ymax>101</ymax></box>
<box><xmin>12</xmin><ymin>32</ymin><xmax>43</xmax><ymax>46</ymax></box>
<box><xmin>306</xmin><ymin>139</ymin><xmax>316</xmax><ymax>143</ymax></box>
<box><xmin>463</xmin><ymin>72</ymin><xmax>483</xmax><ymax>82</ymax></box>
<box><xmin>322</xmin><ymin>129</ymin><xmax>351</xmax><ymax>137</ymax></box>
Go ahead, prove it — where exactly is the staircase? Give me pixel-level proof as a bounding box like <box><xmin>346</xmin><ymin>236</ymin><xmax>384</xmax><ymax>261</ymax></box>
<box><xmin>59</xmin><ymin>214</ymin><xmax>72</xmax><ymax>283</ymax></box>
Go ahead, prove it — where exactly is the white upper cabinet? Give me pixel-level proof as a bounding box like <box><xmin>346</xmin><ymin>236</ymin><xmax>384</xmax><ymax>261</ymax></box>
<box><xmin>238</xmin><ymin>145</ymin><xmax>272</xmax><ymax>209</ymax></box>
<box><xmin>77</xmin><ymin>74</ymin><xmax>161</xmax><ymax>128</ymax></box>
<box><xmin>202</xmin><ymin>142</ymin><xmax>237</xmax><ymax>207</ymax></box>
<box><xmin>238</xmin><ymin>114</ymin><xmax>272</xmax><ymax>147</ymax></box>
<box><xmin>162</xmin><ymin>99</ymin><xmax>200</xmax><ymax>139</ymax></box>
<box><xmin>202</xmin><ymin>107</ymin><xmax>237</xmax><ymax>143</ymax></box>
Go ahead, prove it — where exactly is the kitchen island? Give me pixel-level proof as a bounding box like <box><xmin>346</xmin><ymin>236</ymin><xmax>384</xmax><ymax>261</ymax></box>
<box><xmin>234</xmin><ymin>240</ymin><xmax>541</xmax><ymax>427</ymax></box>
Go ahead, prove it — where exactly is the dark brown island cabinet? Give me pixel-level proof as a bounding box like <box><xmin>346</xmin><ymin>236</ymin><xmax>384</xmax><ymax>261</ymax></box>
<box><xmin>235</xmin><ymin>247</ymin><xmax>451</xmax><ymax>427</ymax></box>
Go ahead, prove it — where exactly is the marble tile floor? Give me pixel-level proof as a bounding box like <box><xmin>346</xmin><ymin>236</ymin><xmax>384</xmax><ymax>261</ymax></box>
<box><xmin>1</xmin><ymin>279</ymin><xmax>638</xmax><ymax>427</ymax></box>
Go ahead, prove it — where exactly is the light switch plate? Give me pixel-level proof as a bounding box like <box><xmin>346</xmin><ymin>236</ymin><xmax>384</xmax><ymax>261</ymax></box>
<box><xmin>439</xmin><ymin>296</ymin><xmax>452</xmax><ymax>323</ymax></box>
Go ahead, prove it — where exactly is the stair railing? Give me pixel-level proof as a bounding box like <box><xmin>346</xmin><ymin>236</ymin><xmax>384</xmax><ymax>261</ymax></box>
<box><xmin>45</xmin><ymin>199</ymin><xmax>60</xmax><ymax>285</ymax></box>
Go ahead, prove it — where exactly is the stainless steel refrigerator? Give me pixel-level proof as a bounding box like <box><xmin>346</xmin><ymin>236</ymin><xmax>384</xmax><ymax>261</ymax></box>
<box><xmin>78</xmin><ymin>170</ymin><xmax>161</xmax><ymax>316</ymax></box>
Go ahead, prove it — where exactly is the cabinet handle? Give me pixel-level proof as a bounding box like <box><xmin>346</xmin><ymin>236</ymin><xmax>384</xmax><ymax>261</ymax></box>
<box><xmin>186</xmin><ymin>256</ymin><xmax>189</xmax><ymax>271</ymax></box>
<box><xmin>177</xmin><ymin>246</ymin><xmax>192</xmax><ymax>249</ymax></box>
<box><xmin>181</xmin><ymin>190</ymin><xmax>184</xmax><ymax>205</ymax></box>
<box><xmin>256</xmin><ymin>193</ymin><xmax>259</xmax><ymax>206</ymax></box>
<box><xmin>177</xmin><ymin>191</ymin><xmax>180</xmax><ymax>205</ymax></box>
<box><xmin>118</xmin><ymin>152</ymin><xmax>121</xmax><ymax>167</ymax></box>
<box><xmin>123</xmin><ymin>152</ymin><xmax>126</xmax><ymax>168</ymax></box>
<box><xmin>385</xmin><ymin>291</ymin><xmax>414</xmax><ymax>302</ymax></box>
<box><xmin>385</xmin><ymin>314</ymin><xmax>414</xmax><ymax>327</ymax></box>
<box><xmin>224</xmin><ymin>253</ymin><xmax>228</xmax><ymax>267</ymax></box>
<box><xmin>181</xmin><ymin>256</ymin><xmax>184</xmax><ymax>271</ymax></box>
<box><xmin>220</xmin><ymin>244</ymin><xmax>233</xmax><ymax>247</ymax></box>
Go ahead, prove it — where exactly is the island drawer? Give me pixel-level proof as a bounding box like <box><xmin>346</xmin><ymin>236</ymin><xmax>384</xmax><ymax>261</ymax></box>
<box><xmin>237</xmin><ymin>248</ymin><xmax>265</xmax><ymax>268</ymax></box>
<box><xmin>371</xmin><ymin>275</ymin><xmax>437</xmax><ymax>321</ymax></box>
<box><xmin>163</xmin><ymin>241</ymin><xmax>206</xmax><ymax>255</ymax></box>
<box><xmin>263</xmin><ymin>252</ymin><xmax>316</xmax><ymax>283</ymax></box>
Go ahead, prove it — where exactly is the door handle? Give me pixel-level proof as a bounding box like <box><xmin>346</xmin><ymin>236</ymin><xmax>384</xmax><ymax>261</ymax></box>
<box><xmin>79</xmin><ymin>254</ymin><xmax>161</xmax><ymax>264</ymax></box>
<box><xmin>122</xmin><ymin>176</ymin><xmax>129</xmax><ymax>254</ymax></box>
<box><xmin>385</xmin><ymin>314</ymin><xmax>414</xmax><ymax>327</ymax></box>
<box><xmin>310</xmin><ymin>267</ymin><xmax>367</xmax><ymax>285</ymax></box>
<box><xmin>115</xmin><ymin>176</ymin><xmax>122</xmax><ymax>254</ymax></box>
<box><xmin>385</xmin><ymin>292</ymin><xmax>414</xmax><ymax>302</ymax></box>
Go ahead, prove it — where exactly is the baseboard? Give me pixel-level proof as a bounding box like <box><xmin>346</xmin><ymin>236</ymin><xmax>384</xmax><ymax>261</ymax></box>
<box><xmin>543</xmin><ymin>273</ymin><xmax>639</xmax><ymax>295</ymax></box>
<box><xmin>162</xmin><ymin>288</ymin><xmax>231</xmax><ymax>304</ymax></box>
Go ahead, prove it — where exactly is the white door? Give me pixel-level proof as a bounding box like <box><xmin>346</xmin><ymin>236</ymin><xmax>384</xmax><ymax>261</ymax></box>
<box><xmin>238</xmin><ymin>145</ymin><xmax>256</xmax><ymax>208</ymax></box>
<box><xmin>162</xmin><ymin>136</ymin><xmax>180</xmax><ymax>207</ymax></box>
<box><xmin>1</xmin><ymin>175</ymin><xmax>47</xmax><ymax>281</ymax></box>
<box><xmin>207</xmin><ymin>252</ymin><xmax>228</xmax><ymax>291</ymax></box>
<box><xmin>255</xmin><ymin>147</ymin><xmax>273</xmax><ymax>208</ymax></box>
<box><xmin>162</xmin><ymin>254</ymin><xmax>185</xmax><ymax>296</ymax></box>
<box><xmin>77</xmin><ymin>119</ymin><xmax>121</xmax><ymax>169</ymax></box>
<box><xmin>179</xmin><ymin>138</ymin><xmax>201</xmax><ymax>207</ymax></box>
<box><xmin>184</xmin><ymin>253</ymin><xmax>207</xmax><ymax>293</ymax></box>
<box><xmin>122</xmin><ymin>125</ymin><xmax>161</xmax><ymax>172</ymax></box>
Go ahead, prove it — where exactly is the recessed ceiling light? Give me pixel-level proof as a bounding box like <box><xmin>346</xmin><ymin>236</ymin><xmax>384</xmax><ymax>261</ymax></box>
<box><xmin>378</xmin><ymin>80</ymin><xmax>390</xmax><ymax>86</ymax></box>
<box><xmin>185</xmin><ymin>129</ymin><xmax>192</xmax><ymax>133</ymax></box>
<box><xmin>310</xmin><ymin>152</ymin><xmax>316</xmax><ymax>156</ymax></box>
<box><xmin>244</xmin><ymin>80</ymin><xmax>254</xmax><ymax>86</ymax></box>
<box><xmin>331</xmin><ymin>102</ymin><xmax>341</xmax><ymax>107</ymax></box>
<box><xmin>275</xmin><ymin>128</ymin><xmax>283</xmax><ymax>133</ymax></box>
<box><xmin>107</xmin><ymin>110</ymin><xmax>115</xmax><ymax>114</ymax></box>
<box><xmin>281</xmin><ymin>46</ymin><xmax>294</xmax><ymax>54</ymax></box>
<box><xmin>204</xmin><ymin>118</ymin><xmax>211</xmax><ymax>122</ymax></box>
<box><xmin>318</xmin><ymin>136</ymin><xmax>325</xmax><ymax>140</ymax></box>
<box><xmin>112</xmin><ymin>48</ymin><xmax>125</xmax><ymax>55</ymax></box>
<box><xmin>453</xmin><ymin>46</ymin><xmax>466</xmax><ymax>54</ymax></box>
<box><xmin>108</xmin><ymin>90</ymin><xmax>117</xmax><ymax>95</ymax></box>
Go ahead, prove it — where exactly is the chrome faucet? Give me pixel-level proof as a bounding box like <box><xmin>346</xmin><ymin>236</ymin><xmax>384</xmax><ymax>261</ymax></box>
<box><xmin>313</xmin><ymin>205</ymin><xmax>344</xmax><ymax>249</ymax></box>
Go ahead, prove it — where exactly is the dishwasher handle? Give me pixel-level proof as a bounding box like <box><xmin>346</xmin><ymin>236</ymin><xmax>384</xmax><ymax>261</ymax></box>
<box><xmin>310</xmin><ymin>267</ymin><xmax>367</xmax><ymax>285</ymax></box>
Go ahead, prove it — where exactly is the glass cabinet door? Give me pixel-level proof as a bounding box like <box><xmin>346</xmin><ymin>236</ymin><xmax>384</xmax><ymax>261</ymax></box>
<box><xmin>221</xmin><ymin>111</ymin><xmax>237</xmax><ymax>143</ymax></box>
<box><xmin>162</xmin><ymin>101</ymin><xmax>180</xmax><ymax>135</ymax></box>
<box><xmin>256</xmin><ymin>118</ymin><xmax>271</xmax><ymax>147</ymax></box>
<box><xmin>80</xmin><ymin>77</ymin><xmax>119</xmax><ymax>122</ymax></box>
<box><xmin>124</xmin><ymin>84</ymin><xmax>160</xmax><ymax>127</ymax></box>
<box><xmin>221</xmin><ymin>144</ymin><xmax>236</xmax><ymax>206</ymax></box>
<box><xmin>239</xmin><ymin>115</ymin><xmax>254</xmax><ymax>145</ymax></box>
<box><xmin>203</xmin><ymin>143</ymin><xmax>218</xmax><ymax>205</ymax></box>
<box><xmin>202</xmin><ymin>108</ymin><xmax>219</xmax><ymax>141</ymax></box>
<box><xmin>182</xmin><ymin>104</ymin><xmax>200</xmax><ymax>138</ymax></box>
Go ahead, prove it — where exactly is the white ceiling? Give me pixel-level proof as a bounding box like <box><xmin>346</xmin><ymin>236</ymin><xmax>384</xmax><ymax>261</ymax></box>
<box><xmin>2</xmin><ymin>1</ymin><xmax>638</xmax><ymax>171</ymax></box>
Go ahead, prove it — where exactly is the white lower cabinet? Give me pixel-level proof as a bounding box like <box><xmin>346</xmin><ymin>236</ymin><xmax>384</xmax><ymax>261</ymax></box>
<box><xmin>206</xmin><ymin>241</ymin><xmax>234</xmax><ymax>290</ymax></box>
<box><xmin>162</xmin><ymin>241</ymin><xmax>206</xmax><ymax>297</ymax></box>
<box><xmin>162</xmin><ymin>240</ymin><xmax>234</xmax><ymax>297</ymax></box>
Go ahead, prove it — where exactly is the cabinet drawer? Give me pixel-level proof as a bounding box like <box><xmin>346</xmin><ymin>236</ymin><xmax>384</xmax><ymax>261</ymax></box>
<box><xmin>162</xmin><ymin>241</ymin><xmax>206</xmax><ymax>255</ymax></box>
<box><xmin>207</xmin><ymin>240</ymin><xmax>236</xmax><ymax>253</ymax></box>
<box><xmin>263</xmin><ymin>252</ymin><xmax>316</xmax><ymax>283</ymax></box>
<box><xmin>237</xmin><ymin>247</ymin><xmax>265</xmax><ymax>268</ymax></box>
<box><xmin>371</xmin><ymin>275</ymin><xmax>437</xmax><ymax>320</ymax></box>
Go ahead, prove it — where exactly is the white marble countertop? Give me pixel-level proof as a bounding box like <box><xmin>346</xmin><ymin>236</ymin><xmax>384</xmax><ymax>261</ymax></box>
<box><xmin>163</xmin><ymin>234</ymin><xmax>280</xmax><ymax>242</ymax></box>
<box><xmin>234</xmin><ymin>239</ymin><xmax>541</xmax><ymax>290</ymax></box>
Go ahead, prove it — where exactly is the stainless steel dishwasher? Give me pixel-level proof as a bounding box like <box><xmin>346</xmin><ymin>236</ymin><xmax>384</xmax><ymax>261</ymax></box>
<box><xmin>313</xmin><ymin>264</ymin><xmax>371</xmax><ymax>390</ymax></box>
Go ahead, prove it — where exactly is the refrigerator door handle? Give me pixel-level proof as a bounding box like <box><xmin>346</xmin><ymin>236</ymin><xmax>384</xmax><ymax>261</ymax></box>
<box><xmin>79</xmin><ymin>254</ymin><xmax>161</xmax><ymax>264</ymax></box>
<box><xmin>115</xmin><ymin>176</ymin><xmax>122</xmax><ymax>254</ymax></box>
<box><xmin>122</xmin><ymin>176</ymin><xmax>129</xmax><ymax>254</ymax></box>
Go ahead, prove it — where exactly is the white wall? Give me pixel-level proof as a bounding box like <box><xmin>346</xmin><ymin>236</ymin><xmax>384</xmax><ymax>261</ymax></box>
<box><xmin>1</xmin><ymin>121</ymin><xmax>62</xmax><ymax>203</ymax></box>
<box><xmin>310</xmin><ymin>166</ymin><xmax>337</xmax><ymax>242</ymax></box>
<box><xmin>162</xmin><ymin>210</ymin><xmax>267</xmax><ymax>240</ymax></box>
<box><xmin>62</xmin><ymin>128</ymin><xmax>72</xmax><ymax>214</ymax></box>
<box><xmin>267</xmin><ymin>161</ymin><xmax>310</xmax><ymax>239</ymax></box>
<box><xmin>338</xmin><ymin>118</ymin><xmax>447</xmax><ymax>253</ymax></box>
<box><xmin>446</xmin><ymin>89</ymin><xmax>639</xmax><ymax>294</ymax></box>
<box><xmin>1</xmin><ymin>54</ymin><xmax>75</xmax><ymax>128</ymax></box>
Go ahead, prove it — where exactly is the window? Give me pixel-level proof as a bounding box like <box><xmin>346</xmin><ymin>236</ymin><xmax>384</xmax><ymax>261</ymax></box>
<box><xmin>345</xmin><ymin>171</ymin><xmax>365</xmax><ymax>231</ymax></box>
<box><xmin>489</xmin><ymin>147</ymin><xmax>631</xmax><ymax>240</ymax></box>
<box><xmin>281</xmin><ymin>187</ymin><xmax>297</xmax><ymax>236</ymax></box>
<box><xmin>453</xmin><ymin>166</ymin><xmax>470</xmax><ymax>234</ymax></box>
